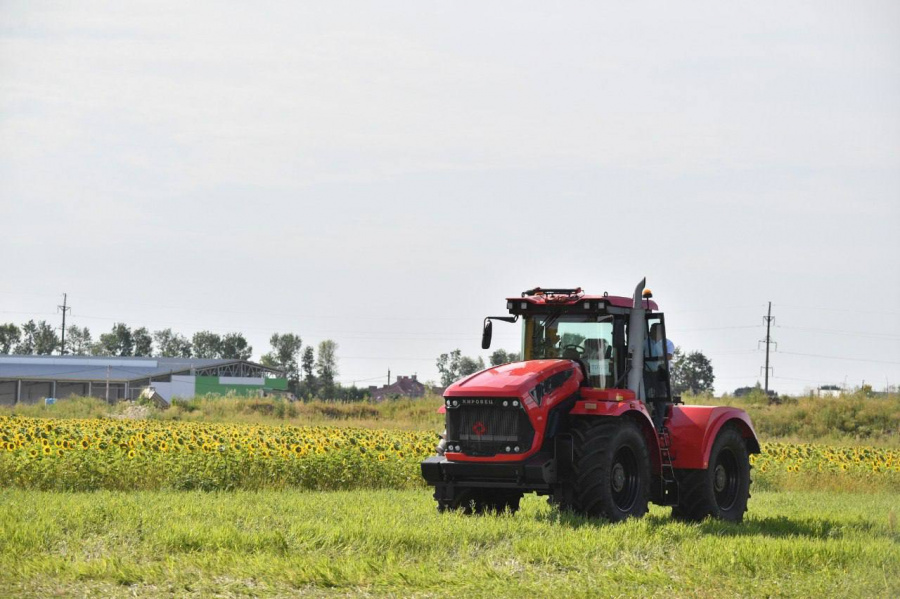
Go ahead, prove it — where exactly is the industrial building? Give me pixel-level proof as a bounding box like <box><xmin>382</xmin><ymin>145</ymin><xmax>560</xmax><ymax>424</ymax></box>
<box><xmin>0</xmin><ymin>355</ymin><xmax>288</xmax><ymax>405</ymax></box>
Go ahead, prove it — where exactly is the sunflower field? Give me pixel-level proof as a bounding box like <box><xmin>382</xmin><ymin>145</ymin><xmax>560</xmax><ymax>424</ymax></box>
<box><xmin>0</xmin><ymin>415</ymin><xmax>898</xmax><ymax>492</ymax></box>
<box><xmin>0</xmin><ymin>415</ymin><xmax>436</xmax><ymax>492</ymax></box>
<box><xmin>751</xmin><ymin>441</ymin><xmax>900</xmax><ymax>490</ymax></box>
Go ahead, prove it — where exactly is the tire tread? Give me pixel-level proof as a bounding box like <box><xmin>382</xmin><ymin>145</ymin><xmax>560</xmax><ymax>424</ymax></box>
<box><xmin>671</xmin><ymin>424</ymin><xmax>752</xmax><ymax>523</ymax></box>
<box><xmin>567</xmin><ymin>418</ymin><xmax>650</xmax><ymax>521</ymax></box>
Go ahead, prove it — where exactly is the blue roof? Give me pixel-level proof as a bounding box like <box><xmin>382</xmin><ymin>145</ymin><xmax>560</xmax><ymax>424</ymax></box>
<box><xmin>0</xmin><ymin>355</ymin><xmax>252</xmax><ymax>382</ymax></box>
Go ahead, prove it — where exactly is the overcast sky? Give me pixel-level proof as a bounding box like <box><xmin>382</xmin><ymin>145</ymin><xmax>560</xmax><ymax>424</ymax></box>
<box><xmin>1</xmin><ymin>1</ymin><xmax>898</xmax><ymax>393</ymax></box>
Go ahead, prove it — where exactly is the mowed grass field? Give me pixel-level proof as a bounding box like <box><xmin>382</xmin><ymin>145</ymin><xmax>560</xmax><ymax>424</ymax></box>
<box><xmin>1</xmin><ymin>394</ymin><xmax>898</xmax><ymax>597</ymax></box>
<box><xmin>1</xmin><ymin>488</ymin><xmax>897</xmax><ymax>598</ymax></box>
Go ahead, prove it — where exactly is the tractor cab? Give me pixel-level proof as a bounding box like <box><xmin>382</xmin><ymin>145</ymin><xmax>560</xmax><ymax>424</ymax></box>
<box><xmin>484</xmin><ymin>286</ymin><xmax>675</xmax><ymax>425</ymax></box>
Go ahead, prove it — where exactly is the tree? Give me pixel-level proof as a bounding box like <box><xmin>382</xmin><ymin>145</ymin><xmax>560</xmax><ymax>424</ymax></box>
<box><xmin>670</xmin><ymin>348</ymin><xmax>715</xmax><ymax>395</ymax></box>
<box><xmin>15</xmin><ymin>321</ymin><xmax>37</xmax><ymax>355</ymax></box>
<box><xmin>300</xmin><ymin>345</ymin><xmax>316</xmax><ymax>396</ymax></box>
<box><xmin>192</xmin><ymin>331</ymin><xmax>223</xmax><ymax>359</ymax></box>
<box><xmin>261</xmin><ymin>333</ymin><xmax>302</xmax><ymax>388</ymax></box>
<box><xmin>0</xmin><ymin>323</ymin><xmax>20</xmax><ymax>354</ymax></box>
<box><xmin>35</xmin><ymin>321</ymin><xmax>59</xmax><ymax>355</ymax></box>
<box><xmin>65</xmin><ymin>325</ymin><xmax>93</xmax><ymax>355</ymax></box>
<box><xmin>221</xmin><ymin>332</ymin><xmax>252</xmax><ymax>360</ymax></box>
<box><xmin>96</xmin><ymin>323</ymin><xmax>134</xmax><ymax>356</ymax></box>
<box><xmin>436</xmin><ymin>349</ymin><xmax>485</xmax><ymax>387</ymax></box>
<box><xmin>332</xmin><ymin>384</ymin><xmax>367</xmax><ymax>401</ymax></box>
<box><xmin>153</xmin><ymin>328</ymin><xmax>193</xmax><ymax>358</ymax></box>
<box><xmin>132</xmin><ymin>327</ymin><xmax>153</xmax><ymax>356</ymax></box>
<box><xmin>15</xmin><ymin>320</ymin><xmax>59</xmax><ymax>355</ymax></box>
<box><xmin>459</xmin><ymin>355</ymin><xmax>484</xmax><ymax>378</ymax></box>
<box><xmin>489</xmin><ymin>349</ymin><xmax>520</xmax><ymax>366</ymax></box>
<box><xmin>315</xmin><ymin>340</ymin><xmax>339</xmax><ymax>398</ymax></box>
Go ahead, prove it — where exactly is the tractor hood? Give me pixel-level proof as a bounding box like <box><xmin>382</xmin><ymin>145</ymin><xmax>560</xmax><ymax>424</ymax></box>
<box><xmin>444</xmin><ymin>359</ymin><xmax>576</xmax><ymax>398</ymax></box>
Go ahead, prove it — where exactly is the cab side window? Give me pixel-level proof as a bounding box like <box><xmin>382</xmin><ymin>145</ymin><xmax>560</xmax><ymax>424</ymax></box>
<box><xmin>643</xmin><ymin>316</ymin><xmax>672</xmax><ymax>401</ymax></box>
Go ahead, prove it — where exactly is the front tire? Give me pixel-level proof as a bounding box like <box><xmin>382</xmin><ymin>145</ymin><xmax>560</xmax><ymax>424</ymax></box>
<box><xmin>672</xmin><ymin>425</ymin><xmax>751</xmax><ymax>522</ymax></box>
<box><xmin>567</xmin><ymin>419</ymin><xmax>651</xmax><ymax>522</ymax></box>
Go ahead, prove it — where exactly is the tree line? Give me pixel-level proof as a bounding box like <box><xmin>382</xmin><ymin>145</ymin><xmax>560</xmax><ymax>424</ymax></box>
<box><xmin>0</xmin><ymin>320</ymin><xmax>359</xmax><ymax>400</ymax></box>
<box><xmin>435</xmin><ymin>348</ymin><xmax>520</xmax><ymax>387</ymax></box>
<box><xmin>0</xmin><ymin>320</ymin><xmax>252</xmax><ymax>360</ymax></box>
<box><xmin>436</xmin><ymin>346</ymin><xmax>714</xmax><ymax>394</ymax></box>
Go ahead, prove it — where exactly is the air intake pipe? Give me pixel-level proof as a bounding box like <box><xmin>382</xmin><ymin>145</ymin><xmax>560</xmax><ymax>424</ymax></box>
<box><xmin>626</xmin><ymin>278</ymin><xmax>647</xmax><ymax>401</ymax></box>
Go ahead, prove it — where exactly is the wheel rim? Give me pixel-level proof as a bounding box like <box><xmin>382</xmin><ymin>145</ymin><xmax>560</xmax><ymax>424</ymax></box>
<box><xmin>610</xmin><ymin>446</ymin><xmax>639</xmax><ymax>511</ymax></box>
<box><xmin>713</xmin><ymin>448</ymin><xmax>739</xmax><ymax>510</ymax></box>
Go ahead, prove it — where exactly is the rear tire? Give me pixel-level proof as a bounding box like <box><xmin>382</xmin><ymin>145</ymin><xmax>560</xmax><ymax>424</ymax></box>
<box><xmin>672</xmin><ymin>425</ymin><xmax>751</xmax><ymax>523</ymax></box>
<box><xmin>567</xmin><ymin>419</ymin><xmax>650</xmax><ymax>522</ymax></box>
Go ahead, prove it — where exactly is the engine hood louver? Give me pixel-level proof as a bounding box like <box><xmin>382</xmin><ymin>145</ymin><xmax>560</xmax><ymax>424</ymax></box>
<box><xmin>445</xmin><ymin>359</ymin><xmax>575</xmax><ymax>397</ymax></box>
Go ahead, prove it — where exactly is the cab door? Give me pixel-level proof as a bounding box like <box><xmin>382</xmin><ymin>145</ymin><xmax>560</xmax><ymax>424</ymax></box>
<box><xmin>643</xmin><ymin>313</ymin><xmax>673</xmax><ymax>403</ymax></box>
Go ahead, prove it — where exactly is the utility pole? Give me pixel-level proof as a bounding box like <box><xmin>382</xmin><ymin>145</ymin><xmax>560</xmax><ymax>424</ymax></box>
<box><xmin>57</xmin><ymin>293</ymin><xmax>71</xmax><ymax>355</ymax></box>
<box><xmin>759</xmin><ymin>302</ymin><xmax>776</xmax><ymax>397</ymax></box>
<box><xmin>387</xmin><ymin>368</ymin><xmax>391</xmax><ymax>386</ymax></box>
<box><xmin>105</xmin><ymin>365</ymin><xmax>110</xmax><ymax>404</ymax></box>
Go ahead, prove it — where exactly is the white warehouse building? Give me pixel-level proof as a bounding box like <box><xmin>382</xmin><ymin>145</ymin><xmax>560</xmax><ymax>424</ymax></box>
<box><xmin>0</xmin><ymin>355</ymin><xmax>288</xmax><ymax>405</ymax></box>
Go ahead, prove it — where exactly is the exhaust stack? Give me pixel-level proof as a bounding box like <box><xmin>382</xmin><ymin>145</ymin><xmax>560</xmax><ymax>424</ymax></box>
<box><xmin>626</xmin><ymin>278</ymin><xmax>647</xmax><ymax>401</ymax></box>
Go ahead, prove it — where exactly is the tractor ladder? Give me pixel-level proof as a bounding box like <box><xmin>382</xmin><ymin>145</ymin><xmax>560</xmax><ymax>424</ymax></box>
<box><xmin>658</xmin><ymin>426</ymin><xmax>679</xmax><ymax>504</ymax></box>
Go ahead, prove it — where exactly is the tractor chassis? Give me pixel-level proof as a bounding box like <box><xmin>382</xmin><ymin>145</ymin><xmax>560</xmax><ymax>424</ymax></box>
<box><xmin>422</xmin><ymin>433</ymin><xmax>682</xmax><ymax>506</ymax></box>
<box><xmin>422</xmin><ymin>452</ymin><xmax>557</xmax><ymax>495</ymax></box>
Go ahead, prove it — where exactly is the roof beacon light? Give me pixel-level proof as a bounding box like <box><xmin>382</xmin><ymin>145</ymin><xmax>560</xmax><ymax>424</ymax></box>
<box><xmin>642</xmin><ymin>289</ymin><xmax>653</xmax><ymax>299</ymax></box>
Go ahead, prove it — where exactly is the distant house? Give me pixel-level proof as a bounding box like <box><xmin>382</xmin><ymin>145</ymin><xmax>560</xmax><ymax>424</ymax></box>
<box><xmin>816</xmin><ymin>385</ymin><xmax>842</xmax><ymax>398</ymax></box>
<box><xmin>368</xmin><ymin>375</ymin><xmax>429</xmax><ymax>401</ymax></box>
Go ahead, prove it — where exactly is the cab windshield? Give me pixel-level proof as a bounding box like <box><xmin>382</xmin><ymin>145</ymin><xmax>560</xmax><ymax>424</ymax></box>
<box><xmin>522</xmin><ymin>314</ymin><xmax>616</xmax><ymax>388</ymax></box>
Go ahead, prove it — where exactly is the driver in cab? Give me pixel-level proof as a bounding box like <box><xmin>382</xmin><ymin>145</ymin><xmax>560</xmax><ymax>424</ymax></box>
<box><xmin>645</xmin><ymin>323</ymin><xmax>674</xmax><ymax>371</ymax></box>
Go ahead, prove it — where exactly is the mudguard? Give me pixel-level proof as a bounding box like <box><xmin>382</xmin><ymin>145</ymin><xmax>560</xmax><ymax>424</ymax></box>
<box><xmin>569</xmin><ymin>395</ymin><xmax>662</xmax><ymax>474</ymax></box>
<box><xmin>667</xmin><ymin>405</ymin><xmax>761</xmax><ymax>470</ymax></box>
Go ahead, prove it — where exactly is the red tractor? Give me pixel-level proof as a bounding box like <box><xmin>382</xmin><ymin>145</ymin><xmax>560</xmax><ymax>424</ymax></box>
<box><xmin>421</xmin><ymin>280</ymin><xmax>760</xmax><ymax>522</ymax></box>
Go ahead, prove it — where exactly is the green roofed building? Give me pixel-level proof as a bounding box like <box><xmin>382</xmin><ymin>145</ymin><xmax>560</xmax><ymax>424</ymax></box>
<box><xmin>0</xmin><ymin>355</ymin><xmax>288</xmax><ymax>405</ymax></box>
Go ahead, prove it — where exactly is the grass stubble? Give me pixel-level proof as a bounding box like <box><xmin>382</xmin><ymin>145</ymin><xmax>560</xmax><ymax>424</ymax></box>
<box><xmin>0</xmin><ymin>488</ymin><xmax>897</xmax><ymax>598</ymax></box>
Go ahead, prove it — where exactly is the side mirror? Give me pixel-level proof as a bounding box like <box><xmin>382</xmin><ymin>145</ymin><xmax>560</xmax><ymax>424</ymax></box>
<box><xmin>481</xmin><ymin>319</ymin><xmax>493</xmax><ymax>349</ymax></box>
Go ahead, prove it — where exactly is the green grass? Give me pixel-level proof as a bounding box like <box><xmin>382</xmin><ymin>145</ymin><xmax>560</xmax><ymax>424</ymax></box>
<box><xmin>0</xmin><ymin>488</ymin><xmax>897</xmax><ymax>598</ymax></box>
<box><xmin>684</xmin><ymin>391</ymin><xmax>900</xmax><ymax>447</ymax></box>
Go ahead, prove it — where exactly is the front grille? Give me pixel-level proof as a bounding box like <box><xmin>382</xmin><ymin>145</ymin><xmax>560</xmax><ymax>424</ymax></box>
<box><xmin>445</xmin><ymin>398</ymin><xmax>535</xmax><ymax>456</ymax></box>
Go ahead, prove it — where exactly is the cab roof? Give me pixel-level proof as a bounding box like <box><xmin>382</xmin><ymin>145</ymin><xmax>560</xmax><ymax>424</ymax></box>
<box><xmin>506</xmin><ymin>287</ymin><xmax>659</xmax><ymax>311</ymax></box>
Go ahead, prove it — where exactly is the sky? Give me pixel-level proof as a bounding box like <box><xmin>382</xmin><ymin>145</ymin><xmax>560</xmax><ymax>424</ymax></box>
<box><xmin>1</xmin><ymin>1</ymin><xmax>898</xmax><ymax>394</ymax></box>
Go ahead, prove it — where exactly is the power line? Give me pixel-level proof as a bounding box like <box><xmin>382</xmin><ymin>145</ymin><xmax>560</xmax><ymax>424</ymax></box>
<box><xmin>775</xmin><ymin>325</ymin><xmax>900</xmax><ymax>340</ymax></box>
<box><xmin>669</xmin><ymin>324</ymin><xmax>762</xmax><ymax>332</ymax></box>
<box><xmin>777</xmin><ymin>351</ymin><xmax>900</xmax><ymax>366</ymax></box>
<box><xmin>774</xmin><ymin>303</ymin><xmax>900</xmax><ymax>317</ymax></box>
<box><xmin>773</xmin><ymin>375</ymin><xmax>841</xmax><ymax>384</ymax></box>
<box><xmin>663</xmin><ymin>304</ymin><xmax>767</xmax><ymax>314</ymax></box>
<box><xmin>2</xmin><ymin>290</ymin><xmax>475</xmax><ymax>322</ymax></box>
